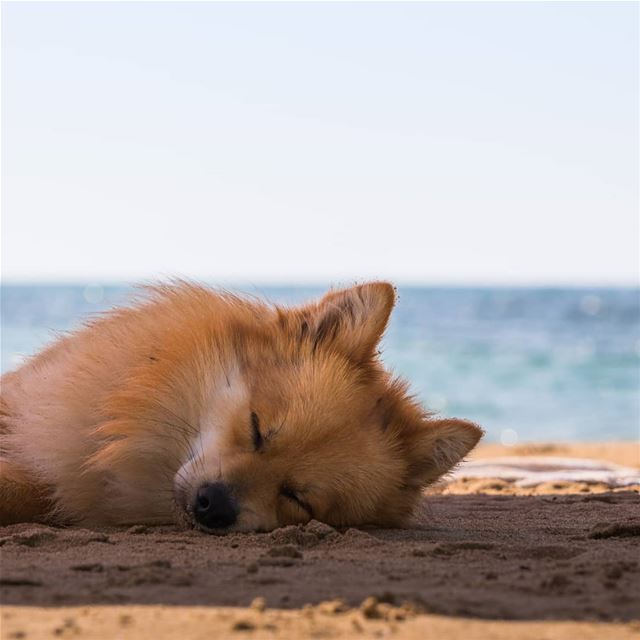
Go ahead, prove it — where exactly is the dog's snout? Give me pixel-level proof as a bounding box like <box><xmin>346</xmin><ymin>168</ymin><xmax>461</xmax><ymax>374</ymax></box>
<box><xmin>193</xmin><ymin>482</ymin><xmax>238</xmax><ymax>529</ymax></box>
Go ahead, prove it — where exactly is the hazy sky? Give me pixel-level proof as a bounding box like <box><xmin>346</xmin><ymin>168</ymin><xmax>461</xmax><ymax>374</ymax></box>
<box><xmin>2</xmin><ymin>2</ymin><xmax>638</xmax><ymax>285</ymax></box>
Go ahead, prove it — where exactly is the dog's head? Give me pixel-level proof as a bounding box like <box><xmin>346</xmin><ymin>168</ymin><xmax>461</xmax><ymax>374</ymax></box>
<box><xmin>174</xmin><ymin>282</ymin><xmax>482</xmax><ymax>533</ymax></box>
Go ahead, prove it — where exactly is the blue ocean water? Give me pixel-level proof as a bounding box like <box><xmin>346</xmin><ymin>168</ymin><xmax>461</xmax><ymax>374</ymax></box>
<box><xmin>1</xmin><ymin>284</ymin><xmax>639</xmax><ymax>443</ymax></box>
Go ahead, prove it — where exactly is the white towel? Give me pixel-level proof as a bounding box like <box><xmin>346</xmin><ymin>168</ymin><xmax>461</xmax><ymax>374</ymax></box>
<box><xmin>453</xmin><ymin>456</ymin><xmax>640</xmax><ymax>487</ymax></box>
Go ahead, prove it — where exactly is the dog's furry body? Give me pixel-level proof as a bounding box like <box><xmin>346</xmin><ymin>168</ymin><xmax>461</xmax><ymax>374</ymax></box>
<box><xmin>0</xmin><ymin>282</ymin><xmax>482</xmax><ymax>532</ymax></box>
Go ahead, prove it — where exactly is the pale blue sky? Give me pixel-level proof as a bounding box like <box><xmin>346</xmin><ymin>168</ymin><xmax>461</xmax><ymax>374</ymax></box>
<box><xmin>2</xmin><ymin>2</ymin><xmax>638</xmax><ymax>285</ymax></box>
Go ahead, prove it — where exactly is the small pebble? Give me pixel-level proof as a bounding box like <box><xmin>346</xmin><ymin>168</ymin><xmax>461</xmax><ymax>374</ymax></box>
<box><xmin>250</xmin><ymin>597</ymin><xmax>267</xmax><ymax>612</ymax></box>
<box><xmin>360</xmin><ymin>596</ymin><xmax>381</xmax><ymax>619</ymax></box>
<box><xmin>318</xmin><ymin>599</ymin><xmax>349</xmax><ymax>615</ymax></box>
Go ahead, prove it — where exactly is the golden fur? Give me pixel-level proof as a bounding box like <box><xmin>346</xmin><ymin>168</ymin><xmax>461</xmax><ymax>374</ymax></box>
<box><xmin>0</xmin><ymin>281</ymin><xmax>482</xmax><ymax>531</ymax></box>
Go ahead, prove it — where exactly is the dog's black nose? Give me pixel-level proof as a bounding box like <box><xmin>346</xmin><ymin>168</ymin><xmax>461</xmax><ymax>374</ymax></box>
<box><xmin>193</xmin><ymin>482</ymin><xmax>238</xmax><ymax>529</ymax></box>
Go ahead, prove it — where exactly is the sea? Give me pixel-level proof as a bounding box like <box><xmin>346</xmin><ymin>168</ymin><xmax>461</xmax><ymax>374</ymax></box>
<box><xmin>1</xmin><ymin>284</ymin><xmax>639</xmax><ymax>444</ymax></box>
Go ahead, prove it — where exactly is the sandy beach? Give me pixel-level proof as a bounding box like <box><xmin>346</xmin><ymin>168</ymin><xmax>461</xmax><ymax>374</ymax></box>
<box><xmin>2</xmin><ymin>442</ymin><xmax>639</xmax><ymax>639</ymax></box>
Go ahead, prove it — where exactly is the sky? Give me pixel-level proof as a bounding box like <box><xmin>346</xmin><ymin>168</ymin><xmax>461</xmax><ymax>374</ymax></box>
<box><xmin>2</xmin><ymin>2</ymin><xmax>638</xmax><ymax>285</ymax></box>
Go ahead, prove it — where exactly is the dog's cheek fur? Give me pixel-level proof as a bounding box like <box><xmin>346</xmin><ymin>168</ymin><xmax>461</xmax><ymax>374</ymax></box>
<box><xmin>367</xmin><ymin>385</ymin><xmax>483</xmax><ymax>525</ymax></box>
<box><xmin>365</xmin><ymin>417</ymin><xmax>483</xmax><ymax>527</ymax></box>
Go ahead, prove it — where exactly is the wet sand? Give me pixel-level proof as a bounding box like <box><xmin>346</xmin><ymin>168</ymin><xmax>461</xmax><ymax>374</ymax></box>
<box><xmin>1</xmin><ymin>442</ymin><xmax>639</xmax><ymax>639</ymax></box>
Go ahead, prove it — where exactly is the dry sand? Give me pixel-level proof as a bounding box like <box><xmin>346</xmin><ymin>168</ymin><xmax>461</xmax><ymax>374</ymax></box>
<box><xmin>470</xmin><ymin>441</ymin><xmax>639</xmax><ymax>469</ymax></box>
<box><xmin>1</xmin><ymin>441</ymin><xmax>639</xmax><ymax>639</ymax></box>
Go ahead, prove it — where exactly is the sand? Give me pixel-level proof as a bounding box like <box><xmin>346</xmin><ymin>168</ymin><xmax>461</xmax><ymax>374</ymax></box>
<box><xmin>3</xmin><ymin>606</ymin><xmax>639</xmax><ymax>640</ymax></box>
<box><xmin>470</xmin><ymin>441</ymin><xmax>639</xmax><ymax>469</ymax></box>
<box><xmin>1</xmin><ymin>441</ymin><xmax>639</xmax><ymax>639</ymax></box>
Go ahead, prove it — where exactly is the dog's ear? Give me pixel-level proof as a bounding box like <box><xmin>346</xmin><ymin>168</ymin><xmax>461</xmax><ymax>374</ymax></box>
<box><xmin>302</xmin><ymin>282</ymin><xmax>396</xmax><ymax>362</ymax></box>
<box><xmin>403</xmin><ymin>418</ymin><xmax>483</xmax><ymax>488</ymax></box>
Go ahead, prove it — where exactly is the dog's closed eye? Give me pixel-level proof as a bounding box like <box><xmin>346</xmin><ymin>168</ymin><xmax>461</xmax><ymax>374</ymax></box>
<box><xmin>280</xmin><ymin>484</ymin><xmax>314</xmax><ymax>518</ymax></box>
<box><xmin>251</xmin><ymin>412</ymin><xmax>263</xmax><ymax>451</ymax></box>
